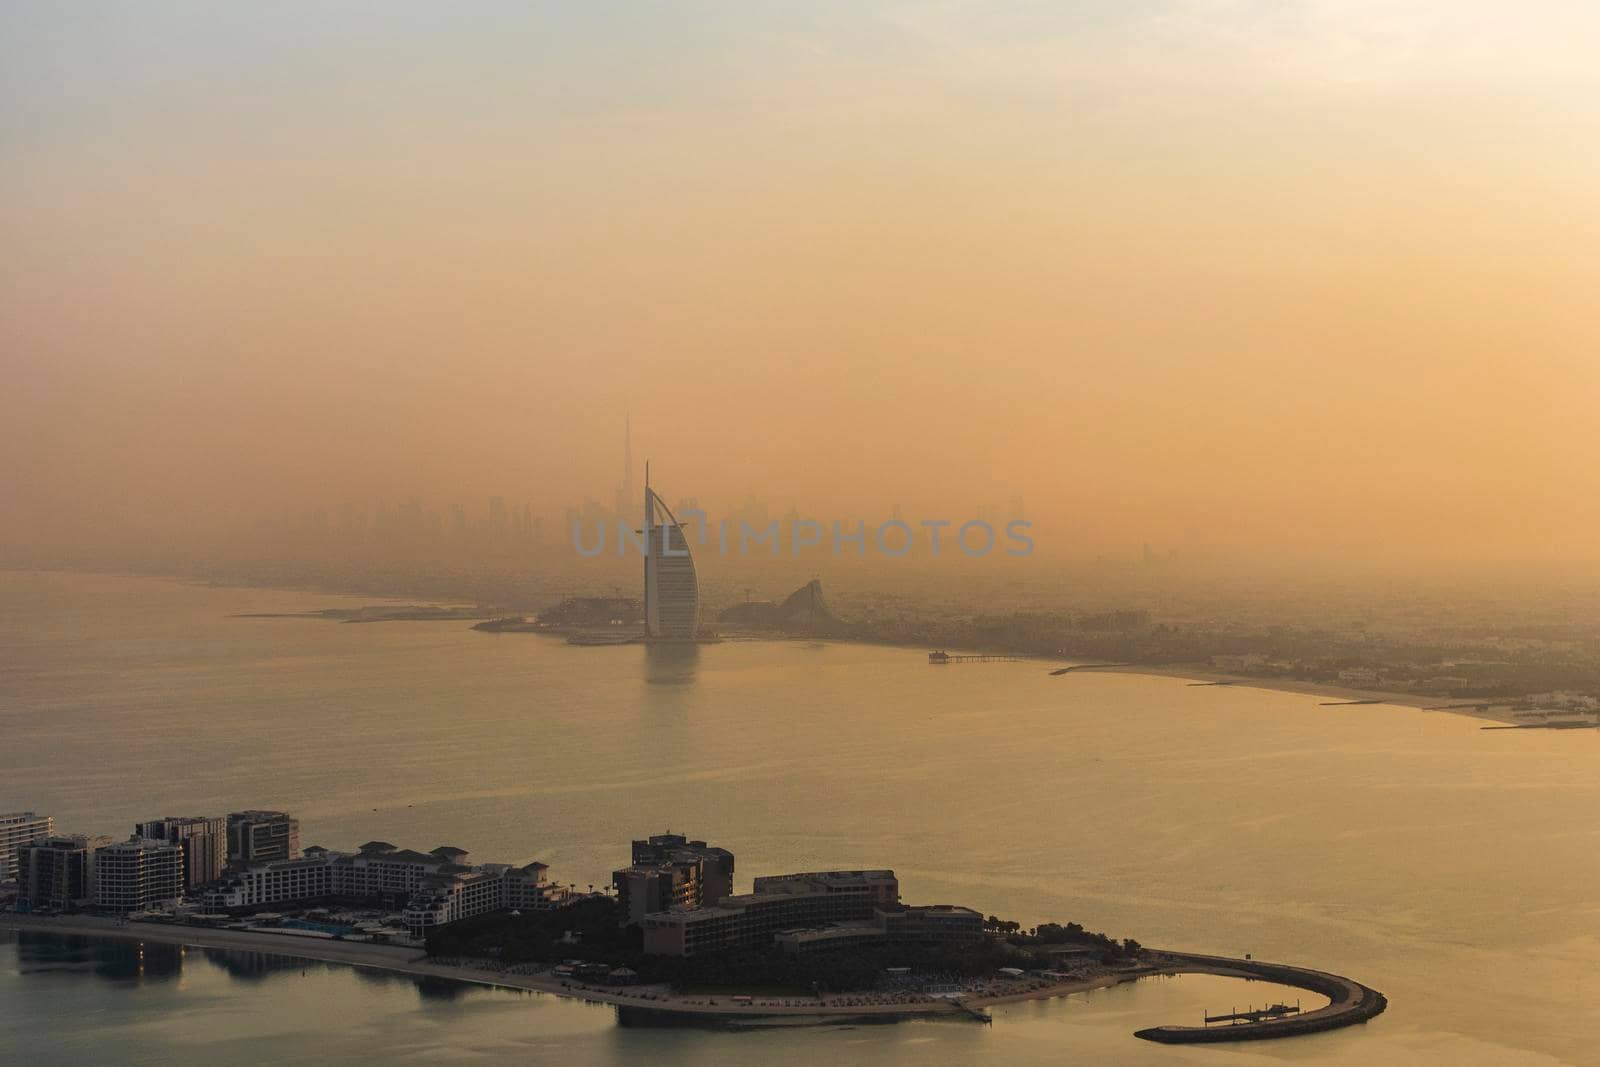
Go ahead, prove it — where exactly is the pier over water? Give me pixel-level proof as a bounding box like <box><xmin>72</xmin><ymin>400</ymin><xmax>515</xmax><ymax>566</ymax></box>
<box><xmin>1134</xmin><ymin>953</ymin><xmax>1387</xmax><ymax>1044</ymax></box>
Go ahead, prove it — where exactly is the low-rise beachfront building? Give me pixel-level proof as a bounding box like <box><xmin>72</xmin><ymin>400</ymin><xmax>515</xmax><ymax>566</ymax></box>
<box><xmin>401</xmin><ymin>862</ymin><xmax>562</xmax><ymax>939</ymax></box>
<box><xmin>751</xmin><ymin>870</ymin><xmax>902</xmax><ymax>910</ymax></box>
<box><xmin>641</xmin><ymin>870</ymin><xmax>901</xmax><ymax>956</ymax></box>
<box><xmin>200</xmin><ymin>841</ymin><xmax>563</xmax><ymax>937</ymax></box>
<box><xmin>768</xmin><ymin>906</ymin><xmax>984</xmax><ymax>954</ymax></box>
<box><xmin>202</xmin><ymin>850</ymin><xmax>339</xmax><ymax>910</ymax></box>
<box><xmin>772</xmin><ymin>921</ymin><xmax>887</xmax><ymax>953</ymax></box>
<box><xmin>880</xmin><ymin>904</ymin><xmax>985</xmax><ymax>944</ymax></box>
<box><xmin>92</xmin><ymin>838</ymin><xmax>185</xmax><ymax>914</ymax></box>
<box><xmin>205</xmin><ymin>842</ymin><xmax>459</xmax><ymax>910</ymax></box>
<box><xmin>339</xmin><ymin>844</ymin><xmax>462</xmax><ymax>901</ymax></box>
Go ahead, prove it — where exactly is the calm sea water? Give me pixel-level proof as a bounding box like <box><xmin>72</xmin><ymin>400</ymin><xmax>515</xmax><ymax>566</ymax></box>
<box><xmin>1</xmin><ymin>571</ymin><xmax>1596</xmax><ymax>1064</ymax></box>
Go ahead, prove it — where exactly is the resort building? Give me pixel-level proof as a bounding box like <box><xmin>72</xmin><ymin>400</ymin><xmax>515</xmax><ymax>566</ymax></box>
<box><xmin>226</xmin><ymin>810</ymin><xmax>300</xmax><ymax>868</ymax></box>
<box><xmin>632</xmin><ymin>834</ymin><xmax>735</xmax><ymax>904</ymax></box>
<box><xmin>200</xmin><ymin>841</ymin><xmax>564</xmax><ymax>938</ymax></box>
<box><xmin>641</xmin><ymin>870</ymin><xmax>901</xmax><ymax>957</ymax></box>
<box><xmin>878</xmin><ymin>904</ymin><xmax>985</xmax><ymax>944</ymax></box>
<box><xmin>202</xmin><ymin>850</ymin><xmax>339</xmax><ymax>910</ymax></box>
<box><xmin>751</xmin><ymin>870</ymin><xmax>902</xmax><ymax>909</ymax></box>
<box><xmin>615</xmin><ymin>864</ymin><xmax>700</xmax><ymax>926</ymax></box>
<box><xmin>339</xmin><ymin>843</ymin><xmax>467</xmax><ymax>901</ymax></box>
<box><xmin>204</xmin><ymin>841</ymin><xmax>447</xmax><ymax>910</ymax></box>
<box><xmin>641</xmin><ymin>869</ymin><xmax>982</xmax><ymax>958</ymax></box>
<box><xmin>643</xmin><ymin>468</ymin><xmax>699</xmax><ymax>640</ymax></box>
<box><xmin>401</xmin><ymin>861</ymin><xmax>561</xmax><ymax>939</ymax></box>
<box><xmin>1</xmin><ymin>811</ymin><xmax>54</xmax><ymax>882</ymax></box>
<box><xmin>773</xmin><ymin>906</ymin><xmax>984</xmax><ymax>954</ymax></box>
<box><xmin>92</xmin><ymin>838</ymin><xmax>185</xmax><ymax>914</ymax></box>
<box><xmin>614</xmin><ymin>834</ymin><xmax>735</xmax><ymax>924</ymax></box>
<box><xmin>15</xmin><ymin>835</ymin><xmax>110</xmax><ymax>910</ymax></box>
<box><xmin>134</xmin><ymin>815</ymin><xmax>227</xmax><ymax>890</ymax></box>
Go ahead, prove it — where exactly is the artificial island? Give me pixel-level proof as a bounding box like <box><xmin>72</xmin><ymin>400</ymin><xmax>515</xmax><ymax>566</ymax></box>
<box><xmin>1</xmin><ymin>814</ymin><xmax>1385</xmax><ymax>1043</ymax></box>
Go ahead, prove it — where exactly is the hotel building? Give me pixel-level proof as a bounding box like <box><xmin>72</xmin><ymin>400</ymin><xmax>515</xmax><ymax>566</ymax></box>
<box><xmin>774</xmin><ymin>905</ymin><xmax>985</xmax><ymax>953</ymax></box>
<box><xmin>204</xmin><ymin>850</ymin><xmax>338</xmax><ymax>909</ymax></box>
<box><xmin>641</xmin><ymin>870</ymin><xmax>902</xmax><ymax>956</ymax></box>
<box><xmin>401</xmin><ymin>861</ymin><xmax>560</xmax><ymax>939</ymax></box>
<box><xmin>643</xmin><ymin>469</ymin><xmax>699</xmax><ymax>641</ymax></box>
<box><xmin>614</xmin><ymin>834</ymin><xmax>735</xmax><ymax>925</ymax></box>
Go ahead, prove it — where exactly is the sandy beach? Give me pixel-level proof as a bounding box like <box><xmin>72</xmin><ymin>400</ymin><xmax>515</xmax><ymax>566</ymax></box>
<box><xmin>1081</xmin><ymin>664</ymin><xmax>1523</xmax><ymax>724</ymax></box>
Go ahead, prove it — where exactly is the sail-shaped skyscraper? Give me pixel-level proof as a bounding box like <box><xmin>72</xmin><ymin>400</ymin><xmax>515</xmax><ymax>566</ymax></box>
<box><xmin>643</xmin><ymin>464</ymin><xmax>699</xmax><ymax>641</ymax></box>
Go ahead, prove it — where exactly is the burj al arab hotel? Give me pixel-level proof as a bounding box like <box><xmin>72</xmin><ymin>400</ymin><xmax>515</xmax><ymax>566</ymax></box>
<box><xmin>642</xmin><ymin>465</ymin><xmax>700</xmax><ymax>641</ymax></box>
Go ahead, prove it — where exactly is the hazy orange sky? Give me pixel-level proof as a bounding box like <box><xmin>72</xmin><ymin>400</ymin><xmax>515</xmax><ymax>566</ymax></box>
<box><xmin>3</xmin><ymin>3</ymin><xmax>1598</xmax><ymax>566</ymax></box>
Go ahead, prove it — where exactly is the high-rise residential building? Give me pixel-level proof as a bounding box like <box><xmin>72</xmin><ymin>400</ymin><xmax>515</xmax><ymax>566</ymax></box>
<box><xmin>1</xmin><ymin>811</ymin><xmax>54</xmax><ymax>881</ymax></box>
<box><xmin>226</xmin><ymin>810</ymin><xmax>300</xmax><ymax>868</ymax></box>
<box><xmin>92</xmin><ymin>838</ymin><xmax>184</xmax><ymax>914</ymax></box>
<box><xmin>643</xmin><ymin>466</ymin><xmax>699</xmax><ymax>640</ymax></box>
<box><xmin>16</xmin><ymin>835</ymin><xmax>110</xmax><ymax>910</ymax></box>
<box><xmin>134</xmin><ymin>816</ymin><xmax>227</xmax><ymax>890</ymax></box>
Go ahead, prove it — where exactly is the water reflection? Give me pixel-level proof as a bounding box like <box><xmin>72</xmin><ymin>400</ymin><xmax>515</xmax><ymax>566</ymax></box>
<box><xmin>415</xmin><ymin>975</ymin><xmax>473</xmax><ymax>1001</ymax></box>
<box><xmin>7</xmin><ymin>932</ymin><xmax>486</xmax><ymax>1004</ymax></box>
<box><xmin>200</xmin><ymin>947</ymin><xmax>322</xmax><ymax>981</ymax></box>
<box><xmin>642</xmin><ymin>642</ymin><xmax>700</xmax><ymax>684</ymax></box>
<box><xmin>16</xmin><ymin>931</ymin><xmax>185</xmax><ymax>982</ymax></box>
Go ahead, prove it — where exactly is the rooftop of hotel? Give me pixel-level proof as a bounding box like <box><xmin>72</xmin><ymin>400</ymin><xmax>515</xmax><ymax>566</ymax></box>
<box><xmin>754</xmin><ymin>870</ymin><xmax>897</xmax><ymax>886</ymax></box>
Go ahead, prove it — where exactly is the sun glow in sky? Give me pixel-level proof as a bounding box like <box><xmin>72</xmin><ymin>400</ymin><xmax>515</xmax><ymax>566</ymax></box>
<box><xmin>3</xmin><ymin>2</ymin><xmax>1598</xmax><ymax>565</ymax></box>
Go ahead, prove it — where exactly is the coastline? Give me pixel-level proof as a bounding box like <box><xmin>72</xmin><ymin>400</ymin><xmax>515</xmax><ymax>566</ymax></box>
<box><xmin>1077</xmin><ymin>664</ymin><xmax>1520</xmax><ymax>724</ymax></box>
<box><xmin>0</xmin><ymin>914</ymin><xmax>1170</xmax><ymax>1021</ymax></box>
<box><xmin>1</xmin><ymin>568</ymin><xmax>1530</xmax><ymax>726</ymax></box>
<box><xmin>0</xmin><ymin>915</ymin><xmax>1383</xmax><ymax>1039</ymax></box>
